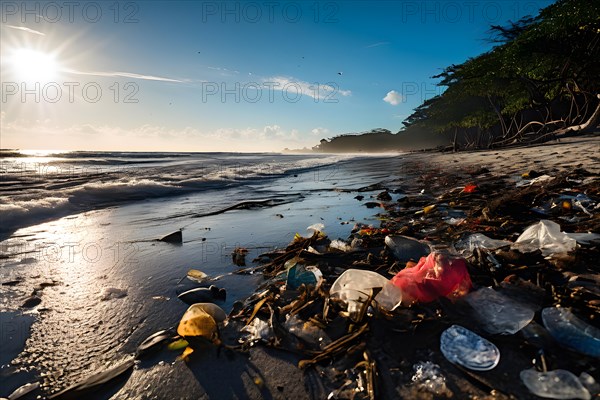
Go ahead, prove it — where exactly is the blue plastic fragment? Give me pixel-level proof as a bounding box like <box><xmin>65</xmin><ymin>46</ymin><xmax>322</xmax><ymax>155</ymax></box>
<box><xmin>542</xmin><ymin>307</ymin><xmax>600</xmax><ymax>358</ymax></box>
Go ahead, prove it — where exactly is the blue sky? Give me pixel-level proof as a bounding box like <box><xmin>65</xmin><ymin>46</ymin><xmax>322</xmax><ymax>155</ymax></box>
<box><xmin>1</xmin><ymin>0</ymin><xmax>554</xmax><ymax>152</ymax></box>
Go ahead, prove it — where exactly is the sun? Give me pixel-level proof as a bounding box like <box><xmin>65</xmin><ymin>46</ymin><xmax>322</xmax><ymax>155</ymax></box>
<box><xmin>9</xmin><ymin>48</ymin><xmax>60</xmax><ymax>83</ymax></box>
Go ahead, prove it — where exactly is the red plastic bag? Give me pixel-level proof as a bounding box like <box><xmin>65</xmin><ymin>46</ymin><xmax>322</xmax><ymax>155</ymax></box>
<box><xmin>390</xmin><ymin>252</ymin><xmax>472</xmax><ymax>303</ymax></box>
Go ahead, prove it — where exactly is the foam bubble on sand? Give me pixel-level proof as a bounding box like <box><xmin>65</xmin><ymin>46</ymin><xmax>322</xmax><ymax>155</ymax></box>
<box><xmin>100</xmin><ymin>287</ymin><xmax>128</xmax><ymax>301</ymax></box>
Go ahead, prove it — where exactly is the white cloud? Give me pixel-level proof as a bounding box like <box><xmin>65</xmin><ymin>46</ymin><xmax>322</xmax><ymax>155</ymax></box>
<box><xmin>264</xmin><ymin>76</ymin><xmax>351</xmax><ymax>101</ymax></box>
<box><xmin>365</xmin><ymin>41</ymin><xmax>389</xmax><ymax>49</ymax></box>
<box><xmin>64</xmin><ymin>68</ymin><xmax>184</xmax><ymax>83</ymax></box>
<box><xmin>311</xmin><ymin>127</ymin><xmax>329</xmax><ymax>136</ymax></box>
<box><xmin>0</xmin><ymin>117</ymin><xmax>319</xmax><ymax>152</ymax></box>
<box><xmin>383</xmin><ymin>90</ymin><xmax>403</xmax><ymax>106</ymax></box>
<box><xmin>207</xmin><ymin>66</ymin><xmax>240</xmax><ymax>75</ymax></box>
<box><xmin>4</xmin><ymin>25</ymin><xmax>45</xmax><ymax>36</ymax></box>
<box><xmin>262</xmin><ymin>125</ymin><xmax>284</xmax><ymax>138</ymax></box>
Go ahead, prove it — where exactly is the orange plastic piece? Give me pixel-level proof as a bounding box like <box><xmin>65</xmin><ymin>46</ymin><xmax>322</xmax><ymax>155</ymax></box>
<box><xmin>463</xmin><ymin>184</ymin><xmax>478</xmax><ymax>193</ymax></box>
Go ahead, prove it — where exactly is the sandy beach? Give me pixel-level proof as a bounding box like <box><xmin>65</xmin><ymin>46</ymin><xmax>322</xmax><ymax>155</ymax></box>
<box><xmin>1</xmin><ymin>135</ymin><xmax>599</xmax><ymax>399</ymax></box>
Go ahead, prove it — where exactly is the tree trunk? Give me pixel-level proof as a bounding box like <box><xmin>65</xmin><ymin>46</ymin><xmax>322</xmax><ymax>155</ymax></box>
<box><xmin>452</xmin><ymin>127</ymin><xmax>458</xmax><ymax>152</ymax></box>
<box><xmin>554</xmin><ymin>94</ymin><xmax>600</xmax><ymax>136</ymax></box>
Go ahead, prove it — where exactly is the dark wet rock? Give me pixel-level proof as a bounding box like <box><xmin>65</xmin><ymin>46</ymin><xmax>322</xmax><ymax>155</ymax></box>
<box><xmin>159</xmin><ymin>230</ymin><xmax>182</xmax><ymax>244</ymax></box>
<box><xmin>136</xmin><ymin>329</ymin><xmax>176</xmax><ymax>358</ymax></box>
<box><xmin>470</xmin><ymin>166</ymin><xmax>490</xmax><ymax>176</ymax></box>
<box><xmin>354</xmin><ymin>195</ymin><xmax>364</xmax><ymax>201</ymax></box>
<box><xmin>377</xmin><ymin>191</ymin><xmax>392</xmax><ymax>201</ymax></box>
<box><xmin>38</xmin><ymin>281</ymin><xmax>60</xmax><ymax>288</ymax></box>
<box><xmin>21</xmin><ymin>295</ymin><xmax>41</xmax><ymax>308</ymax></box>
<box><xmin>522</xmin><ymin>170</ymin><xmax>540</xmax><ymax>179</ymax></box>
<box><xmin>357</xmin><ymin>183</ymin><xmax>386</xmax><ymax>192</ymax></box>
<box><xmin>178</xmin><ymin>285</ymin><xmax>226</xmax><ymax>305</ymax></box>
<box><xmin>364</xmin><ymin>202</ymin><xmax>380</xmax><ymax>209</ymax></box>
<box><xmin>232</xmin><ymin>248</ymin><xmax>248</xmax><ymax>266</ymax></box>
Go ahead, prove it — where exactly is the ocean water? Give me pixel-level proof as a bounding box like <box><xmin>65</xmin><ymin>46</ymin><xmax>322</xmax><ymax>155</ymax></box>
<box><xmin>0</xmin><ymin>150</ymin><xmax>357</xmax><ymax>240</ymax></box>
<box><xmin>0</xmin><ymin>150</ymin><xmax>406</xmax><ymax>397</ymax></box>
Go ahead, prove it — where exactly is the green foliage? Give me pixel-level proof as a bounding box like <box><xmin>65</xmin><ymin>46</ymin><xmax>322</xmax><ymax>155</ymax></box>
<box><xmin>404</xmin><ymin>0</ymin><xmax>600</xmax><ymax>138</ymax></box>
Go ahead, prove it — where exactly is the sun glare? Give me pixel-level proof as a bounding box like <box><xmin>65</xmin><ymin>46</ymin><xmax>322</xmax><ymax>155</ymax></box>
<box><xmin>10</xmin><ymin>48</ymin><xmax>60</xmax><ymax>83</ymax></box>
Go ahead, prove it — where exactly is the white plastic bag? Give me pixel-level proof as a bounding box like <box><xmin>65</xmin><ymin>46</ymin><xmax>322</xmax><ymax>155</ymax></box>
<box><xmin>513</xmin><ymin>220</ymin><xmax>576</xmax><ymax>256</ymax></box>
<box><xmin>330</xmin><ymin>269</ymin><xmax>402</xmax><ymax>315</ymax></box>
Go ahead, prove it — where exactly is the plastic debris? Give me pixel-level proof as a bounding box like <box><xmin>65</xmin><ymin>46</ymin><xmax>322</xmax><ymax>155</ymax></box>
<box><xmin>307</xmin><ymin>223</ymin><xmax>325</xmax><ymax>234</ymax></box>
<box><xmin>464</xmin><ymin>287</ymin><xmax>534</xmax><ymax>334</ymax></box>
<box><xmin>520</xmin><ymin>369</ymin><xmax>591</xmax><ymax>400</ymax></box>
<box><xmin>306</xmin><ymin>246</ymin><xmax>321</xmax><ymax>254</ymax></box>
<box><xmin>384</xmin><ymin>235</ymin><xmax>431</xmax><ymax>263</ymax></box>
<box><xmin>541</xmin><ymin>307</ymin><xmax>600</xmax><ymax>357</ymax></box>
<box><xmin>330</xmin><ymin>269</ymin><xmax>402</xmax><ymax>315</ymax></box>
<box><xmin>180</xmin><ymin>346</ymin><xmax>194</xmax><ymax>361</ymax></box>
<box><xmin>285</xmin><ymin>258</ymin><xmax>323</xmax><ymax>290</ymax></box>
<box><xmin>444</xmin><ymin>217</ymin><xmax>465</xmax><ymax>226</ymax></box>
<box><xmin>440</xmin><ymin>325</ymin><xmax>500</xmax><ymax>371</ymax></box>
<box><xmin>390</xmin><ymin>252</ymin><xmax>472</xmax><ymax>303</ymax></box>
<box><xmin>329</xmin><ymin>239</ymin><xmax>353</xmax><ymax>252</ymax></box>
<box><xmin>99</xmin><ymin>287</ymin><xmax>128</xmax><ymax>301</ymax></box>
<box><xmin>186</xmin><ymin>269</ymin><xmax>208</xmax><ymax>283</ymax></box>
<box><xmin>287</xmin><ymin>265</ymin><xmax>322</xmax><ymax>290</ymax></box>
<box><xmin>422</xmin><ymin>204</ymin><xmax>436</xmax><ymax>214</ymax></box>
<box><xmin>242</xmin><ymin>318</ymin><xmax>273</xmax><ymax>342</ymax></box>
<box><xmin>462</xmin><ymin>183</ymin><xmax>477</xmax><ymax>193</ymax></box>
<box><xmin>411</xmin><ymin>361</ymin><xmax>449</xmax><ymax>396</ymax></box>
<box><xmin>167</xmin><ymin>339</ymin><xmax>189</xmax><ymax>351</ymax></box>
<box><xmin>579</xmin><ymin>372</ymin><xmax>600</xmax><ymax>395</ymax></box>
<box><xmin>517</xmin><ymin>174</ymin><xmax>554</xmax><ymax>187</ymax></box>
<box><xmin>455</xmin><ymin>233</ymin><xmax>512</xmax><ymax>257</ymax></box>
<box><xmin>513</xmin><ymin>220</ymin><xmax>576</xmax><ymax>256</ymax></box>
<box><xmin>565</xmin><ymin>232</ymin><xmax>600</xmax><ymax>245</ymax></box>
<box><xmin>177</xmin><ymin>303</ymin><xmax>226</xmax><ymax>340</ymax></box>
<box><xmin>284</xmin><ymin>314</ymin><xmax>331</xmax><ymax>349</ymax></box>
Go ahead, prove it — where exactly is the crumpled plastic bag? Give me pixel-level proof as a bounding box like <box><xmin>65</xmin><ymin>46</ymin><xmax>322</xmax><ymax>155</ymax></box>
<box><xmin>465</xmin><ymin>287</ymin><xmax>534</xmax><ymax>334</ymax></box>
<box><xmin>330</xmin><ymin>269</ymin><xmax>402</xmax><ymax>315</ymax></box>
<box><xmin>455</xmin><ymin>233</ymin><xmax>512</xmax><ymax>257</ymax></box>
<box><xmin>391</xmin><ymin>252</ymin><xmax>472</xmax><ymax>303</ymax></box>
<box><xmin>512</xmin><ymin>220</ymin><xmax>576</xmax><ymax>256</ymax></box>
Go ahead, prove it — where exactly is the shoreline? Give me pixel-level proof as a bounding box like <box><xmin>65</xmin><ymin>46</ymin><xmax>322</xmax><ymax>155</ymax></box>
<box><xmin>1</xmin><ymin>135</ymin><xmax>599</xmax><ymax>399</ymax></box>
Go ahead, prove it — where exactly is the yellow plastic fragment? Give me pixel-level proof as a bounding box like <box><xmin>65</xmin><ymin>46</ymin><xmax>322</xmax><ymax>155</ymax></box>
<box><xmin>177</xmin><ymin>305</ymin><xmax>218</xmax><ymax>340</ymax></box>
<box><xmin>167</xmin><ymin>339</ymin><xmax>189</xmax><ymax>351</ymax></box>
<box><xmin>180</xmin><ymin>346</ymin><xmax>194</xmax><ymax>361</ymax></box>
<box><xmin>187</xmin><ymin>269</ymin><xmax>208</xmax><ymax>283</ymax></box>
<box><xmin>423</xmin><ymin>205</ymin><xmax>436</xmax><ymax>214</ymax></box>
